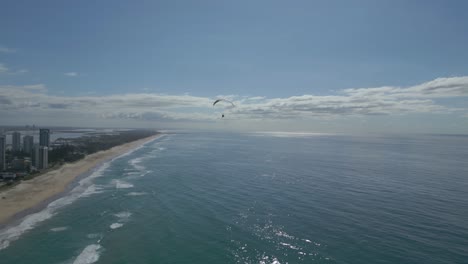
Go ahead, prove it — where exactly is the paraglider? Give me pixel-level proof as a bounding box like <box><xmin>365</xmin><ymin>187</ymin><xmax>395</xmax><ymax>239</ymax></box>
<box><xmin>213</xmin><ymin>99</ymin><xmax>235</xmax><ymax>118</ymax></box>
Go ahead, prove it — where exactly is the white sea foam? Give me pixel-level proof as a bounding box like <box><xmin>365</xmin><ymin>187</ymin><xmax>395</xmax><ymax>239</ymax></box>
<box><xmin>0</xmin><ymin>163</ymin><xmax>110</xmax><ymax>250</ymax></box>
<box><xmin>260</xmin><ymin>256</ymin><xmax>281</xmax><ymax>264</ymax></box>
<box><xmin>81</xmin><ymin>185</ymin><xmax>104</xmax><ymax>198</ymax></box>
<box><xmin>110</xmin><ymin>223</ymin><xmax>123</xmax><ymax>229</ymax></box>
<box><xmin>279</xmin><ymin>242</ymin><xmax>300</xmax><ymax>250</ymax></box>
<box><xmin>124</xmin><ymin>170</ymin><xmax>152</xmax><ymax>180</ymax></box>
<box><xmin>0</xmin><ymin>210</ymin><xmax>53</xmax><ymax>249</ymax></box>
<box><xmin>110</xmin><ymin>211</ymin><xmax>132</xmax><ymax>229</ymax></box>
<box><xmin>126</xmin><ymin>192</ymin><xmax>147</xmax><ymax>196</ymax></box>
<box><xmin>50</xmin><ymin>226</ymin><xmax>69</xmax><ymax>232</ymax></box>
<box><xmin>86</xmin><ymin>233</ymin><xmax>101</xmax><ymax>239</ymax></box>
<box><xmin>113</xmin><ymin>180</ymin><xmax>134</xmax><ymax>189</ymax></box>
<box><xmin>72</xmin><ymin>244</ymin><xmax>102</xmax><ymax>264</ymax></box>
<box><xmin>275</xmin><ymin>230</ymin><xmax>295</xmax><ymax>239</ymax></box>
<box><xmin>114</xmin><ymin>211</ymin><xmax>132</xmax><ymax>220</ymax></box>
<box><xmin>125</xmin><ymin>172</ymin><xmax>141</xmax><ymax>176</ymax></box>
<box><xmin>129</xmin><ymin>157</ymin><xmax>145</xmax><ymax>171</ymax></box>
<box><xmin>112</xmin><ymin>136</ymin><xmax>156</xmax><ymax>160</ymax></box>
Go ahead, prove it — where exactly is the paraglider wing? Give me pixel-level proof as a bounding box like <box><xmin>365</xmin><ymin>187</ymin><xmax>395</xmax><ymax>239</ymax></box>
<box><xmin>213</xmin><ymin>99</ymin><xmax>222</xmax><ymax>106</ymax></box>
<box><xmin>213</xmin><ymin>99</ymin><xmax>235</xmax><ymax>107</ymax></box>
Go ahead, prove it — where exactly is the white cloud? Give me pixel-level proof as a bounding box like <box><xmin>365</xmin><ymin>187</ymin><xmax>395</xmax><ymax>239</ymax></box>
<box><xmin>15</xmin><ymin>69</ymin><xmax>29</xmax><ymax>74</ymax></box>
<box><xmin>0</xmin><ymin>63</ymin><xmax>8</xmax><ymax>73</ymax></box>
<box><xmin>0</xmin><ymin>63</ymin><xmax>28</xmax><ymax>75</ymax></box>
<box><xmin>0</xmin><ymin>77</ymin><xmax>467</xmax><ymax>131</ymax></box>
<box><xmin>0</xmin><ymin>46</ymin><xmax>16</xmax><ymax>53</ymax></box>
<box><xmin>65</xmin><ymin>72</ymin><xmax>78</xmax><ymax>77</ymax></box>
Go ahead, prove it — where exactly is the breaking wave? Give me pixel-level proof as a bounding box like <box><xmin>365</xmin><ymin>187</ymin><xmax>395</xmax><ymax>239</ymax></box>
<box><xmin>0</xmin><ymin>163</ymin><xmax>110</xmax><ymax>250</ymax></box>
<box><xmin>50</xmin><ymin>226</ymin><xmax>69</xmax><ymax>232</ymax></box>
<box><xmin>110</xmin><ymin>223</ymin><xmax>123</xmax><ymax>229</ymax></box>
<box><xmin>113</xmin><ymin>180</ymin><xmax>134</xmax><ymax>189</ymax></box>
<box><xmin>72</xmin><ymin>244</ymin><xmax>102</xmax><ymax>264</ymax></box>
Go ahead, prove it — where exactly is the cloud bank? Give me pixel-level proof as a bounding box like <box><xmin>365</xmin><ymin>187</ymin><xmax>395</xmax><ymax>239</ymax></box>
<box><xmin>0</xmin><ymin>77</ymin><xmax>467</xmax><ymax>131</ymax></box>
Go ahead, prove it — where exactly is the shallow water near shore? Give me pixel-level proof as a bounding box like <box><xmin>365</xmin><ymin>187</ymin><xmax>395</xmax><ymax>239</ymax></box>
<box><xmin>0</xmin><ymin>132</ymin><xmax>467</xmax><ymax>263</ymax></box>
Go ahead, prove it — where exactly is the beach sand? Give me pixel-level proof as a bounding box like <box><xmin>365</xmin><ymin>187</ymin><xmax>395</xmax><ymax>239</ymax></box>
<box><xmin>0</xmin><ymin>134</ymin><xmax>160</xmax><ymax>226</ymax></box>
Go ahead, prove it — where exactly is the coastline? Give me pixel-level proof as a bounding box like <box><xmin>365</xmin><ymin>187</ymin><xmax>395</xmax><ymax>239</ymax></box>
<box><xmin>0</xmin><ymin>134</ymin><xmax>161</xmax><ymax>227</ymax></box>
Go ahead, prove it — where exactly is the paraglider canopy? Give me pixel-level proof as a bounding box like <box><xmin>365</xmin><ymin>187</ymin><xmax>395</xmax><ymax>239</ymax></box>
<box><xmin>213</xmin><ymin>99</ymin><xmax>235</xmax><ymax>107</ymax></box>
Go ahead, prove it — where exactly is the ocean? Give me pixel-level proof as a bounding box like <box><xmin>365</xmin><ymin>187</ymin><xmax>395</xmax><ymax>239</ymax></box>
<box><xmin>0</xmin><ymin>132</ymin><xmax>467</xmax><ymax>264</ymax></box>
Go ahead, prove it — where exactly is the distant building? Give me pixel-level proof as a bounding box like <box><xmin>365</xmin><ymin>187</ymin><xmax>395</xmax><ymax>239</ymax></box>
<box><xmin>12</xmin><ymin>131</ymin><xmax>21</xmax><ymax>152</ymax></box>
<box><xmin>33</xmin><ymin>145</ymin><xmax>48</xmax><ymax>169</ymax></box>
<box><xmin>23</xmin><ymin>135</ymin><xmax>34</xmax><ymax>155</ymax></box>
<box><xmin>39</xmin><ymin>129</ymin><xmax>50</xmax><ymax>147</ymax></box>
<box><xmin>0</xmin><ymin>172</ymin><xmax>16</xmax><ymax>181</ymax></box>
<box><xmin>39</xmin><ymin>146</ymin><xmax>48</xmax><ymax>169</ymax></box>
<box><xmin>12</xmin><ymin>158</ymin><xmax>26</xmax><ymax>171</ymax></box>
<box><xmin>0</xmin><ymin>135</ymin><xmax>5</xmax><ymax>171</ymax></box>
<box><xmin>24</xmin><ymin>158</ymin><xmax>32</xmax><ymax>172</ymax></box>
<box><xmin>32</xmin><ymin>144</ymin><xmax>40</xmax><ymax>168</ymax></box>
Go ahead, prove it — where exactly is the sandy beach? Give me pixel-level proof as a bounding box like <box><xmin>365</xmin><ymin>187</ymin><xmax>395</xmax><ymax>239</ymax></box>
<box><xmin>0</xmin><ymin>134</ymin><xmax>160</xmax><ymax>226</ymax></box>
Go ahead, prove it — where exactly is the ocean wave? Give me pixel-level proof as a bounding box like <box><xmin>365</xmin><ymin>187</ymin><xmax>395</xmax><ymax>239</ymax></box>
<box><xmin>259</xmin><ymin>257</ymin><xmax>281</xmax><ymax>264</ymax></box>
<box><xmin>0</xmin><ymin>210</ymin><xmax>54</xmax><ymax>250</ymax></box>
<box><xmin>275</xmin><ymin>230</ymin><xmax>295</xmax><ymax>239</ymax></box>
<box><xmin>114</xmin><ymin>211</ymin><xmax>132</xmax><ymax>220</ymax></box>
<box><xmin>113</xmin><ymin>180</ymin><xmax>134</xmax><ymax>189</ymax></box>
<box><xmin>128</xmin><ymin>157</ymin><xmax>145</xmax><ymax>171</ymax></box>
<box><xmin>111</xmin><ymin>135</ymin><xmax>159</xmax><ymax>161</ymax></box>
<box><xmin>72</xmin><ymin>244</ymin><xmax>102</xmax><ymax>264</ymax></box>
<box><xmin>50</xmin><ymin>226</ymin><xmax>69</xmax><ymax>232</ymax></box>
<box><xmin>126</xmin><ymin>192</ymin><xmax>147</xmax><ymax>196</ymax></box>
<box><xmin>279</xmin><ymin>242</ymin><xmax>300</xmax><ymax>250</ymax></box>
<box><xmin>110</xmin><ymin>223</ymin><xmax>123</xmax><ymax>229</ymax></box>
<box><xmin>124</xmin><ymin>171</ymin><xmax>141</xmax><ymax>176</ymax></box>
<box><xmin>123</xmin><ymin>170</ymin><xmax>152</xmax><ymax>180</ymax></box>
<box><xmin>86</xmin><ymin>233</ymin><xmax>101</xmax><ymax>239</ymax></box>
<box><xmin>0</xmin><ymin>163</ymin><xmax>110</xmax><ymax>251</ymax></box>
<box><xmin>109</xmin><ymin>211</ymin><xmax>132</xmax><ymax>229</ymax></box>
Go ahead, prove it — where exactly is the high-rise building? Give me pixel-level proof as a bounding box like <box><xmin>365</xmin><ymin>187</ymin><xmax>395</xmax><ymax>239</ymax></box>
<box><xmin>39</xmin><ymin>146</ymin><xmax>48</xmax><ymax>169</ymax></box>
<box><xmin>39</xmin><ymin>129</ymin><xmax>50</xmax><ymax>147</ymax></box>
<box><xmin>0</xmin><ymin>135</ymin><xmax>6</xmax><ymax>171</ymax></box>
<box><xmin>33</xmin><ymin>145</ymin><xmax>48</xmax><ymax>169</ymax></box>
<box><xmin>32</xmin><ymin>144</ymin><xmax>39</xmax><ymax>168</ymax></box>
<box><xmin>12</xmin><ymin>131</ymin><xmax>21</xmax><ymax>152</ymax></box>
<box><xmin>23</xmin><ymin>135</ymin><xmax>34</xmax><ymax>155</ymax></box>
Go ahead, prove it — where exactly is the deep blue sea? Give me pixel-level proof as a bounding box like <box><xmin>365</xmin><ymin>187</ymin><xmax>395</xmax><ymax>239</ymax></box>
<box><xmin>0</xmin><ymin>132</ymin><xmax>467</xmax><ymax>264</ymax></box>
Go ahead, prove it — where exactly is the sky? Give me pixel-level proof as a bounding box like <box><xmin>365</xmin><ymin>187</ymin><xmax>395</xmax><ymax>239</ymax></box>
<box><xmin>1</xmin><ymin>0</ymin><xmax>468</xmax><ymax>134</ymax></box>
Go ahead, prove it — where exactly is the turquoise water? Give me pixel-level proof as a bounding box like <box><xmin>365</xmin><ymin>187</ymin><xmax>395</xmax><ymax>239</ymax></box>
<box><xmin>0</xmin><ymin>132</ymin><xmax>467</xmax><ymax>263</ymax></box>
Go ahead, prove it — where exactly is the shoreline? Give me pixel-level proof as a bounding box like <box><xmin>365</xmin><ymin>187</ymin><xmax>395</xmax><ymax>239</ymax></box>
<box><xmin>0</xmin><ymin>134</ymin><xmax>161</xmax><ymax>227</ymax></box>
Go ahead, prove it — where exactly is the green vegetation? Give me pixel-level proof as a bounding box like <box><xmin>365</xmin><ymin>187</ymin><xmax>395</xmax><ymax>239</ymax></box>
<box><xmin>49</xmin><ymin>129</ymin><xmax>158</xmax><ymax>164</ymax></box>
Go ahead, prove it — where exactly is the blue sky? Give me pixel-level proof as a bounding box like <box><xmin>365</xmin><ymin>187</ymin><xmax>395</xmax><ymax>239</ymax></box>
<box><xmin>1</xmin><ymin>0</ymin><xmax>468</xmax><ymax>133</ymax></box>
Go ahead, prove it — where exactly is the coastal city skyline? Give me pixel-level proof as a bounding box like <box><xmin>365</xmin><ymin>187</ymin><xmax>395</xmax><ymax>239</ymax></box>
<box><xmin>1</xmin><ymin>1</ymin><xmax>468</xmax><ymax>134</ymax></box>
<box><xmin>0</xmin><ymin>128</ymin><xmax>50</xmax><ymax>174</ymax></box>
